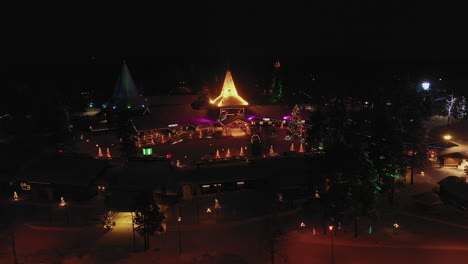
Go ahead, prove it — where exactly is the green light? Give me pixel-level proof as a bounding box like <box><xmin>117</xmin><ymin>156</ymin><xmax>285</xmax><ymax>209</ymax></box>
<box><xmin>142</xmin><ymin>147</ymin><xmax>153</xmax><ymax>156</ymax></box>
<box><xmin>127</xmin><ymin>105</ymin><xmax>131</xmax><ymax>109</ymax></box>
<box><xmin>319</xmin><ymin>146</ymin><xmax>324</xmax><ymax>150</ymax></box>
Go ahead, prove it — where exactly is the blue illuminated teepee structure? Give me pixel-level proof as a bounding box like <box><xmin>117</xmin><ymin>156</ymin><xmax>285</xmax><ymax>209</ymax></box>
<box><xmin>105</xmin><ymin>61</ymin><xmax>147</xmax><ymax>111</ymax></box>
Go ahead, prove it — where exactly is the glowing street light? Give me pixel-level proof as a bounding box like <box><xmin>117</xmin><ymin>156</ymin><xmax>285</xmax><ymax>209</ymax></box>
<box><xmin>177</xmin><ymin>216</ymin><xmax>182</xmax><ymax>255</ymax></box>
<box><xmin>329</xmin><ymin>225</ymin><xmax>335</xmax><ymax>264</ymax></box>
<box><xmin>214</xmin><ymin>199</ymin><xmax>221</xmax><ymax>224</ymax></box>
<box><xmin>443</xmin><ymin>134</ymin><xmax>452</xmax><ymax>141</ymax></box>
<box><xmin>421</xmin><ymin>82</ymin><xmax>430</xmax><ymax>90</ymax></box>
<box><xmin>300</xmin><ymin>222</ymin><xmax>306</xmax><ymax>228</ymax></box>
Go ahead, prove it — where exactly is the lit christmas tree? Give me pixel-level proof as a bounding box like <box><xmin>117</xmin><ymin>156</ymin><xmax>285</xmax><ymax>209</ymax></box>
<box><xmin>457</xmin><ymin>96</ymin><xmax>467</xmax><ymax>119</ymax></box>
<box><xmin>288</xmin><ymin>104</ymin><xmax>303</xmax><ymax>138</ymax></box>
<box><xmin>271</xmin><ymin>60</ymin><xmax>284</xmax><ymax>103</ymax></box>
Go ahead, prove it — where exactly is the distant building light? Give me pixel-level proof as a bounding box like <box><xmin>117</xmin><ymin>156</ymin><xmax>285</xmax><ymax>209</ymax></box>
<box><xmin>283</xmin><ymin>115</ymin><xmax>291</xmax><ymax>120</ymax></box>
<box><xmin>141</xmin><ymin>104</ymin><xmax>145</xmax><ymax>107</ymax></box>
<box><xmin>202</xmin><ymin>185</ymin><xmax>210</xmax><ymax>188</ymax></box>
<box><xmin>102</xmin><ymin>104</ymin><xmax>107</xmax><ymax>108</ymax></box>
<box><xmin>166</xmin><ymin>154</ymin><xmax>172</xmax><ymax>159</ymax></box>
<box><xmin>422</xmin><ymin>82</ymin><xmax>430</xmax><ymax>90</ymax></box>
<box><xmin>112</xmin><ymin>106</ymin><xmax>117</xmax><ymax>109</ymax></box>
<box><xmin>127</xmin><ymin>105</ymin><xmax>131</xmax><ymax>109</ymax></box>
<box><xmin>89</xmin><ymin>103</ymin><xmax>94</xmax><ymax>108</ymax></box>
<box><xmin>263</xmin><ymin>118</ymin><xmax>270</xmax><ymax>121</ymax></box>
<box><xmin>168</xmin><ymin>124</ymin><xmax>178</xmax><ymax>128</ymax></box>
<box><xmin>237</xmin><ymin>181</ymin><xmax>245</xmax><ymax>185</ymax></box>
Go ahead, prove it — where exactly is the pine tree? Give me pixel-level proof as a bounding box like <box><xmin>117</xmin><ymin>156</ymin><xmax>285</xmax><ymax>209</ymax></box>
<box><xmin>457</xmin><ymin>96</ymin><xmax>467</xmax><ymax>119</ymax></box>
<box><xmin>445</xmin><ymin>94</ymin><xmax>457</xmax><ymax>126</ymax></box>
<box><xmin>133</xmin><ymin>191</ymin><xmax>166</xmax><ymax>252</ymax></box>
<box><xmin>288</xmin><ymin>104</ymin><xmax>303</xmax><ymax>138</ymax></box>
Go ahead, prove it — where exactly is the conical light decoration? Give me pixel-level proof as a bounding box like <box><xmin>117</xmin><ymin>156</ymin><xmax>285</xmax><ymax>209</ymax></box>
<box><xmin>105</xmin><ymin>61</ymin><xmax>146</xmax><ymax>110</ymax></box>
<box><xmin>269</xmin><ymin>145</ymin><xmax>275</xmax><ymax>155</ymax></box>
<box><xmin>299</xmin><ymin>143</ymin><xmax>305</xmax><ymax>152</ymax></box>
<box><xmin>290</xmin><ymin>143</ymin><xmax>295</xmax><ymax>152</ymax></box>
<box><xmin>225</xmin><ymin>148</ymin><xmax>231</xmax><ymax>158</ymax></box>
<box><xmin>59</xmin><ymin>197</ymin><xmax>66</xmax><ymax>207</ymax></box>
<box><xmin>98</xmin><ymin>147</ymin><xmax>103</xmax><ymax>157</ymax></box>
<box><xmin>239</xmin><ymin>147</ymin><xmax>244</xmax><ymax>156</ymax></box>
<box><xmin>106</xmin><ymin>148</ymin><xmax>111</xmax><ymax>158</ymax></box>
<box><xmin>215</xmin><ymin>149</ymin><xmax>221</xmax><ymax>159</ymax></box>
<box><xmin>13</xmin><ymin>191</ymin><xmax>18</xmax><ymax>201</ymax></box>
<box><xmin>210</xmin><ymin>71</ymin><xmax>248</xmax><ymax>107</ymax></box>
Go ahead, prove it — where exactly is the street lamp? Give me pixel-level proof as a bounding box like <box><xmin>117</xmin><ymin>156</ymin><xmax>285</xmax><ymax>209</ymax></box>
<box><xmin>421</xmin><ymin>82</ymin><xmax>430</xmax><ymax>91</ymax></box>
<box><xmin>214</xmin><ymin>199</ymin><xmax>221</xmax><ymax>224</ymax></box>
<box><xmin>177</xmin><ymin>216</ymin><xmax>182</xmax><ymax>255</ymax></box>
<box><xmin>329</xmin><ymin>225</ymin><xmax>335</xmax><ymax>264</ymax></box>
<box><xmin>443</xmin><ymin>134</ymin><xmax>452</xmax><ymax>141</ymax></box>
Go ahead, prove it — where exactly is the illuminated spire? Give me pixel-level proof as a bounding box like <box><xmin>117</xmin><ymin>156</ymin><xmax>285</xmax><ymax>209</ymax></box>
<box><xmin>106</xmin><ymin>61</ymin><xmax>146</xmax><ymax>110</ymax></box>
<box><xmin>210</xmin><ymin>71</ymin><xmax>248</xmax><ymax>107</ymax></box>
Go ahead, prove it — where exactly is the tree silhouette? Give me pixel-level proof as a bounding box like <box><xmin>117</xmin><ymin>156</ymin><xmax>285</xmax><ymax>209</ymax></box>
<box><xmin>133</xmin><ymin>190</ymin><xmax>166</xmax><ymax>252</ymax></box>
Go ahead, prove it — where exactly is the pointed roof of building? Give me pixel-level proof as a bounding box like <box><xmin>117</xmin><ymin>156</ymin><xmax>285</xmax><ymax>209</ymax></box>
<box><xmin>105</xmin><ymin>61</ymin><xmax>147</xmax><ymax>110</ymax></box>
<box><xmin>275</xmin><ymin>59</ymin><xmax>281</xmax><ymax>68</ymax></box>
<box><xmin>210</xmin><ymin>71</ymin><xmax>248</xmax><ymax>107</ymax></box>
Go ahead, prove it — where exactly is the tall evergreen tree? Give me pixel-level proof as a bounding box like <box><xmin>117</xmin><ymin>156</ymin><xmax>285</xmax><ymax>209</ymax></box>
<box><xmin>133</xmin><ymin>191</ymin><xmax>166</xmax><ymax>252</ymax></box>
<box><xmin>288</xmin><ymin>105</ymin><xmax>303</xmax><ymax>138</ymax></box>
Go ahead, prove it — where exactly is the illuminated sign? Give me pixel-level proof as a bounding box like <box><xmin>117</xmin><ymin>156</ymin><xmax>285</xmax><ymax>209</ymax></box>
<box><xmin>20</xmin><ymin>183</ymin><xmax>31</xmax><ymax>191</ymax></box>
<box><xmin>168</xmin><ymin>124</ymin><xmax>178</xmax><ymax>127</ymax></box>
<box><xmin>142</xmin><ymin>147</ymin><xmax>153</xmax><ymax>156</ymax></box>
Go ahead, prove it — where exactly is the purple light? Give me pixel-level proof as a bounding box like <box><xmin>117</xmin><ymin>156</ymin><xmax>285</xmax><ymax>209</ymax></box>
<box><xmin>247</xmin><ymin>116</ymin><xmax>256</xmax><ymax>121</ymax></box>
<box><xmin>189</xmin><ymin>117</ymin><xmax>217</xmax><ymax>124</ymax></box>
<box><xmin>283</xmin><ymin>115</ymin><xmax>291</xmax><ymax>120</ymax></box>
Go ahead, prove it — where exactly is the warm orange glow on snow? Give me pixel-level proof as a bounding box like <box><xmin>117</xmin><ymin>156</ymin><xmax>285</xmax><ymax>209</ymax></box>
<box><xmin>210</xmin><ymin>71</ymin><xmax>248</xmax><ymax>107</ymax></box>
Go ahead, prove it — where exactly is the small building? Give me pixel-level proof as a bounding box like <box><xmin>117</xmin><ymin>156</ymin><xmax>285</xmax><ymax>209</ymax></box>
<box><xmin>436</xmin><ymin>150</ymin><xmax>468</xmax><ymax>168</ymax></box>
<box><xmin>438</xmin><ymin>176</ymin><xmax>468</xmax><ymax>208</ymax></box>
<box><xmin>15</xmin><ymin>153</ymin><xmax>110</xmax><ymax>201</ymax></box>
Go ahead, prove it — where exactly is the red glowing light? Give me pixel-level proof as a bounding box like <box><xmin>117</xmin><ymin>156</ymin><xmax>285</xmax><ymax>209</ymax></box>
<box><xmin>166</xmin><ymin>154</ymin><xmax>172</xmax><ymax>159</ymax></box>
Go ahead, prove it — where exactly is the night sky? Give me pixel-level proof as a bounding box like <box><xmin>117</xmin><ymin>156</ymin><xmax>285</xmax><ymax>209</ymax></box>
<box><xmin>3</xmin><ymin>2</ymin><xmax>468</xmax><ymax>102</ymax></box>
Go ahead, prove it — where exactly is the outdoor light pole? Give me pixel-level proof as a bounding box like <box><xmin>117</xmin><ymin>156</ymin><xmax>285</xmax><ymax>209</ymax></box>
<box><xmin>411</xmin><ymin>143</ymin><xmax>415</xmax><ymax>185</ymax></box>
<box><xmin>329</xmin><ymin>226</ymin><xmax>335</xmax><ymax>264</ymax></box>
<box><xmin>11</xmin><ymin>232</ymin><xmax>18</xmax><ymax>264</ymax></box>
<box><xmin>177</xmin><ymin>216</ymin><xmax>182</xmax><ymax>255</ymax></box>
<box><xmin>131</xmin><ymin>212</ymin><xmax>136</xmax><ymax>252</ymax></box>
<box><xmin>195</xmin><ymin>198</ymin><xmax>200</xmax><ymax>224</ymax></box>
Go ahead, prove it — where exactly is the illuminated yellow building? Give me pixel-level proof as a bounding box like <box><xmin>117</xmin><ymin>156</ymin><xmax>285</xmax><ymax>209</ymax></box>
<box><xmin>210</xmin><ymin>71</ymin><xmax>248</xmax><ymax>107</ymax></box>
